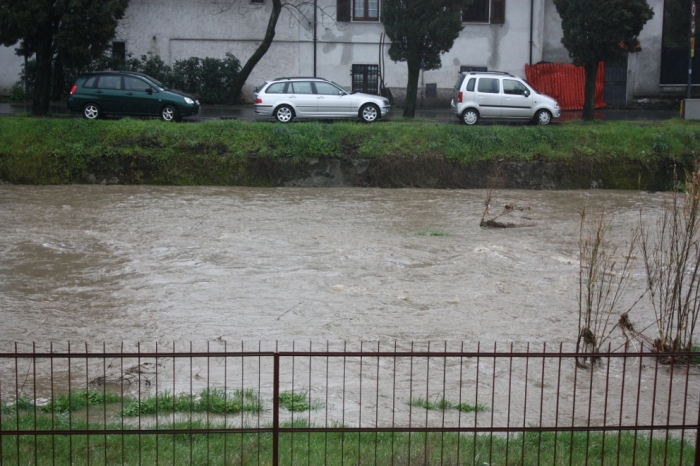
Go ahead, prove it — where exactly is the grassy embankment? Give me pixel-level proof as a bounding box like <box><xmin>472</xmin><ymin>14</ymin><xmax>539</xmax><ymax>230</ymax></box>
<box><xmin>1</xmin><ymin>116</ymin><xmax>700</xmax><ymax>187</ymax></box>
<box><xmin>1</xmin><ymin>390</ymin><xmax>695</xmax><ymax>464</ymax></box>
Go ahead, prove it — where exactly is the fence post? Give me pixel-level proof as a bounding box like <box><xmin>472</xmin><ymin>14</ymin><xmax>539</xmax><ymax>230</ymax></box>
<box><xmin>273</xmin><ymin>352</ymin><xmax>280</xmax><ymax>466</ymax></box>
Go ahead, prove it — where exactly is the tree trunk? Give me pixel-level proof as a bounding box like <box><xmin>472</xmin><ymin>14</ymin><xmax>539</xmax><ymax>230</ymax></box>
<box><xmin>403</xmin><ymin>61</ymin><xmax>420</xmax><ymax>118</ymax></box>
<box><xmin>582</xmin><ymin>61</ymin><xmax>598</xmax><ymax>121</ymax></box>
<box><xmin>51</xmin><ymin>54</ymin><xmax>65</xmax><ymax>102</ymax></box>
<box><xmin>32</xmin><ymin>30</ymin><xmax>54</xmax><ymax>117</ymax></box>
<box><xmin>226</xmin><ymin>0</ymin><xmax>282</xmax><ymax>104</ymax></box>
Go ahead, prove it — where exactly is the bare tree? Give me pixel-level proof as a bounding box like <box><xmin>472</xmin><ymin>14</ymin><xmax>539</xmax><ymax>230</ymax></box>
<box><xmin>637</xmin><ymin>168</ymin><xmax>700</xmax><ymax>355</ymax></box>
<box><xmin>212</xmin><ymin>0</ymin><xmax>339</xmax><ymax>103</ymax></box>
<box><xmin>480</xmin><ymin>163</ymin><xmax>533</xmax><ymax>229</ymax></box>
<box><xmin>576</xmin><ymin>206</ymin><xmax>640</xmax><ymax>368</ymax></box>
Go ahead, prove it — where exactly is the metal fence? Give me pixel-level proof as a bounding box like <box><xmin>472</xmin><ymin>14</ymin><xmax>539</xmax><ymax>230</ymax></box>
<box><xmin>0</xmin><ymin>341</ymin><xmax>699</xmax><ymax>465</ymax></box>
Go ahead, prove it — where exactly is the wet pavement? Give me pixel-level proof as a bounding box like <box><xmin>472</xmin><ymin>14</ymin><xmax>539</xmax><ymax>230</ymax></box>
<box><xmin>0</xmin><ymin>101</ymin><xmax>680</xmax><ymax>123</ymax></box>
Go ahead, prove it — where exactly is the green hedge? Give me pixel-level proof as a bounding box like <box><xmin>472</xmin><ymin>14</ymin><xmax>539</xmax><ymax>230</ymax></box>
<box><xmin>1</xmin><ymin>117</ymin><xmax>699</xmax><ymax>187</ymax></box>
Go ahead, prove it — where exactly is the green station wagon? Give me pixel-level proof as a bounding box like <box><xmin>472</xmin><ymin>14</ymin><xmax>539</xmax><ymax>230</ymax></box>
<box><xmin>67</xmin><ymin>71</ymin><xmax>200</xmax><ymax>121</ymax></box>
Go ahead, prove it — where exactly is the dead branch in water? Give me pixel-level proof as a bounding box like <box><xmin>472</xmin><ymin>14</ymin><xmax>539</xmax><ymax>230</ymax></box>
<box><xmin>480</xmin><ymin>163</ymin><xmax>534</xmax><ymax>228</ymax></box>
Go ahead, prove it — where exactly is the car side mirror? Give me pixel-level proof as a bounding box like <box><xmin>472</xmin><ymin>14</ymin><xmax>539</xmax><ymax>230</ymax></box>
<box><xmin>523</xmin><ymin>90</ymin><xmax>530</xmax><ymax>97</ymax></box>
<box><xmin>146</xmin><ymin>88</ymin><xmax>153</xmax><ymax>95</ymax></box>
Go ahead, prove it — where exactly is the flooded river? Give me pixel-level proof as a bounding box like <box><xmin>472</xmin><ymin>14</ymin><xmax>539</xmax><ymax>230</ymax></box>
<box><xmin>0</xmin><ymin>185</ymin><xmax>671</xmax><ymax>349</ymax></box>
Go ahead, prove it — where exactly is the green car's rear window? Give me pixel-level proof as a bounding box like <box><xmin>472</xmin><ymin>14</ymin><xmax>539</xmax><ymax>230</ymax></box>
<box><xmin>83</xmin><ymin>76</ymin><xmax>97</xmax><ymax>88</ymax></box>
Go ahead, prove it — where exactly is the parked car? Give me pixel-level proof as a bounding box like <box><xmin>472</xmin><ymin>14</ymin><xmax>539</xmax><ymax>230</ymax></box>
<box><xmin>67</xmin><ymin>71</ymin><xmax>200</xmax><ymax>121</ymax></box>
<box><xmin>451</xmin><ymin>71</ymin><xmax>560</xmax><ymax>125</ymax></box>
<box><xmin>254</xmin><ymin>76</ymin><xmax>391</xmax><ymax>123</ymax></box>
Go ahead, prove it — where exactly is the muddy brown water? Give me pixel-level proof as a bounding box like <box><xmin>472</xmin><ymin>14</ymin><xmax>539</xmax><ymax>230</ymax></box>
<box><xmin>1</xmin><ymin>186</ymin><xmax>698</xmax><ymax>434</ymax></box>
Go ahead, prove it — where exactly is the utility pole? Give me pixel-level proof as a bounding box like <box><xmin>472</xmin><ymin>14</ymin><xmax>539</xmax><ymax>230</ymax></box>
<box><xmin>687</xmin><ymin>0</ymin><xmax>696</xmax><ymax>100</ymax></box>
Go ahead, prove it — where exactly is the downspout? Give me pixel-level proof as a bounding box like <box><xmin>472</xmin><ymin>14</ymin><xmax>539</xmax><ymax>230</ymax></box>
<box><xmin>313</xmin><ymin>0</ymin><xmax>317</xmax><ymax>77</ymax></box>
<box><xmin>529</xmin><ymin>0</ymin><xmax>534</xmax><ymax>65</ymax></box>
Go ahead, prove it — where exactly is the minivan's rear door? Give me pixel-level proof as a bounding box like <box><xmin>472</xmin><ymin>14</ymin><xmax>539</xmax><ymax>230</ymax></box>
<box><xmin>475</xmin><ymin>77</ymin><xmax>502</xmax><ymax>117</ymax></box>
<box><xmin>93</xmin><ymin>75</ymin><xmax>124</xmax><ymax>113</ymax></box>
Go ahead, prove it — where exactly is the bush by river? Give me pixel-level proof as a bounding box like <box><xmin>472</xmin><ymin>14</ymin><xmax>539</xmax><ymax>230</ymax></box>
<box><xmin>1</xmin><ymin>117</ymin><xmax>699</xmax><ymax>189</ymax></box>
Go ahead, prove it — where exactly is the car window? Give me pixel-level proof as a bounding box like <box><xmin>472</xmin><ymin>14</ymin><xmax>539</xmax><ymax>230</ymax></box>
<box><xmin>96</xmin><ymin>75</ymin><xmax>122</xmax><ymax>90</ymax></box>
<box><xmin>454</xmin><ymin>74</ymin><xmax>466</xmax><ymax>91</ymax></box>
<box><xmin>290</xmin><ymin>82</ymin><xmax>313</xmax><ymax>94</ymax></box>
<box><xmin>466</xmin><ymin>78</ymin><xmax>476</xmax><ymax>92</ymax></box>
<box><xmin>314</xmin><ymin>82</ymin><xmax>342</xmax><ymax>95</ymax></box>
<box><xmin>83</xmin><ymin>77</ymin><xmax>97</xmax><ymax>88</ymax></box>
<box><xmin>503</xmin><ymin>79</ymin><xmax>529</xmax><ymax>96</ymax></box>
<box><xmin>124</xmin><ymin>77</ymin><xmax>150</xmax><ymax>92</ymax></box>
<box><xmin>266</xmin><ymin>82</ymin><xmax>287</xmax><ymax>94</ymax></box>
<box><xmin>477</xmin><ymin>78</ymin><xmax>500</xmax><ymax>94</ymax></box>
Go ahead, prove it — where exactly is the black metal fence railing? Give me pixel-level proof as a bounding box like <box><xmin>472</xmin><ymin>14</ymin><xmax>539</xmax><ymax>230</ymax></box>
<box><xmin>0</xmin><ymin>341</ymin><xmax>699</xmax><ymax>465</ymax></box>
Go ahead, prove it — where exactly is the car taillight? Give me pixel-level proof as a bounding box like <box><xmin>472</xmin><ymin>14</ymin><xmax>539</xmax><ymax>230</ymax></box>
<box><xmin>458</xmin><ymin>91</ymin><xmax>463</xmax><ymax>103</ymax></box>
<box><xmin>69</xmin><ymin>85</ymin><xmax>77</xmax><ymax>96</ymax></box>
<box><xmin>255</xmin><ymin>98</ymin><xmax>262</xmax><ymax>104</ymax></box>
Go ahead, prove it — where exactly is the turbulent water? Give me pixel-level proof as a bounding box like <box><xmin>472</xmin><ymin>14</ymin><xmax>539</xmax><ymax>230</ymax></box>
<box><xmin>0</xmin><ymin>185</ymin><xmax>672</xmax><ymax>349</ymax></box>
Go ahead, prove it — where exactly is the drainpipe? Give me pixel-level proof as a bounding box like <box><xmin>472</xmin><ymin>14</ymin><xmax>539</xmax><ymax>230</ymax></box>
<box><xmin>529</xmin><ymin>0</ymin><xmax>534</xmax><ymax>65</ymax></box>
<box><xmin>313</xmin><ymin>0</ymin><xmax>317</xmax><ymax>77</ymax></box>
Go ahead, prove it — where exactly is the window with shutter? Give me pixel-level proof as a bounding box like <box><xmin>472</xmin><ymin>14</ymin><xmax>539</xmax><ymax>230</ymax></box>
<box><xmin>337</xmin><ymin>0</ymin><xmax>351</xmax><ymax>22</ymax></box>
<box><xmin>353</xmin><ymin>0</ymin><xmax>379</xmax><ymax>21</ymax></box>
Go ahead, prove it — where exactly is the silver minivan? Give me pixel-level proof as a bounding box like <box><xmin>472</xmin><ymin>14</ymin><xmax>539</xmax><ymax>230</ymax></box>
<box><xmin>254</xmin><ymin>77</ymin><xmax>391</xmax><ymax>123</ymax></box>
<box><xmin>451</xmin><ymin>71</ymin><xmax>560</xmax><ymax>125</ymax></box>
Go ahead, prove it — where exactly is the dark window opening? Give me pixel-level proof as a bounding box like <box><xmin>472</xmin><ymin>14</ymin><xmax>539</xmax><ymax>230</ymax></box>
<box><xmin>352</xmin><ymin>64</ymin><xmax>379</xmax><ymax>94</ymax></box>
<box><xmin>425</xmin><ymin>83</ymin><xmax>437</xmax><ymax>98</ymax></box>
<box><xmin>462</xmin><ymin>0</ymin><xmax>505</xmax><ymax>24</ymax></box>
<box><xmin>112</xmin><ymin>41</ymin><xmax>126</xmax><ymax>63</ymax></box>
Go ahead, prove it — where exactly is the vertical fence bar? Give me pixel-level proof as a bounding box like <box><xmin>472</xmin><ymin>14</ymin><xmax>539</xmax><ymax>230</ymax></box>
<box><xmin>694</xmin><ymin>394</ymin><xmax>700</xmax><ymax>466</ymax></box>
<box><xmin>273</xmin><ymin>350</ymin><xmax>280</xmax><ymax>466</ymax></box>
<box><xmin>33</xmin><ymin>342</ymin><xmax>37</xmax><ymax>466</ymax></box>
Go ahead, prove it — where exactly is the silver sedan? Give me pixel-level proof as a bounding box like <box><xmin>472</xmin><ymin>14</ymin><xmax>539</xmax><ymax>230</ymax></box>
<box><xmin>254</xmin><ymin>77</ymin><xmax>391</xmax><ymax>123</ymax></box>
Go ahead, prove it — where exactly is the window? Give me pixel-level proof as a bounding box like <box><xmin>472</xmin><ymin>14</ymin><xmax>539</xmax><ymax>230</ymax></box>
<box><xmin>460</xmin><ymin>65</ymin><xmax>487</xmax><ymax>73</ymax></box>
<box><xmin>477</xmin><ymin>78</ymin><xmax>500</xmax><ymax>94</ymax></box>
<box><xmin>314</xmin><ymin>82</ymin><xmax>343</xmax><ymax>95</ymax></box>
<box><xmin>96</xmin><ymin>75</ymin><xmax>121</xmax><ymax>90</ymax></box>
<box><xmin>290</xmin><ymin>82</ymin><xmax>313</xmax><ymax>94</ymax></box>
<box><xmin>466</xmin><ymin>78</ymin><xmax>476</xmax><ymax>92</ymax></box>
<box><xmin>462</xmin><ymin>0</ymin><xmax>505</xmax><ymax>24</ymax></box>
<box><xmin>112</xmin><ymin>41</ymin><xmax>126</xmax><ymax>63</ymax></box>
<box><xmin>249</xmin><ymin>0</ymin><xmax>264</xmax><ymax>3</ymax></box>
<box><xmin>354</xmin><ymin>0</ymin><xmax>379</xmax><ymax>21</ymax></box>
<box><xmin>351</xmin><ymin>64</ymin><xmax>379</xmax><ymax>94</ymax></box>
<box><xmin>124</xmin><ymin>77</ymin><xmax>149</xmax><ymax>92</ymax></box>
<box><xmin>503</xmin><ymin>79</ymin><xmax>528</xmax><ymax>95</ymax></box>
<box><xmin>83</xmin><ymin>76</ymin><xmax>97</xmax><ymax>88</ymax></box>
<box><xmin>265</xmin><ymin>83</ymin><xmax>287</xmax><ymax>94</ymax></box>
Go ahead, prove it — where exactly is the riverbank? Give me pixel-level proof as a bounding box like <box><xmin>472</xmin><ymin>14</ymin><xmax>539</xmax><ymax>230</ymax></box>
<box><xmin>1</xmin><ymin>117</ymin><xmax>699</xmax><ymax>188</ymax></box>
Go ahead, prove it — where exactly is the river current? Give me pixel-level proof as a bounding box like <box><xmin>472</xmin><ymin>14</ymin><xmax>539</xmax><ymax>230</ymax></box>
<box><xmin>0</xmin><ymin>185</ymin><xmax>672</xmax><ymax>350</ymax></box>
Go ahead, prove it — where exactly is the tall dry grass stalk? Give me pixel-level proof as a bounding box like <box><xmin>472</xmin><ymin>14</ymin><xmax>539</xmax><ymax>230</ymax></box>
<box><xmin>577</xmin><ymin>207</ymin><xmax>639</xmax><ymax>368</ymax></box>
<box><xmin>637</xmin><ymin>169</ymin><xmax>700</xmax><ymax>354</ymax></box>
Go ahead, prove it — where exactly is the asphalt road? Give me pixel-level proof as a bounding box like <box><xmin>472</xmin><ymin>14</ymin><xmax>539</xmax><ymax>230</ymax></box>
<box><xmin>0</xmin><ymin>101</ymin><xmax>680</xmax><ymax>123</ymax></box>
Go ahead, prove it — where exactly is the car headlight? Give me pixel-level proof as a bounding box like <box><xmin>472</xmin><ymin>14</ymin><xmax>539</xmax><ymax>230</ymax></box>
<box><xmin>184</xmin><ymin>97</ymin><xmax>195</xmax><ymax>104</ymax></box>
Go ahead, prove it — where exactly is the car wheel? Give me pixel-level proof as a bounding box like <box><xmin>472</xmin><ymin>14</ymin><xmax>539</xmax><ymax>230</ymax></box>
<box><xmin>275</xmin><ymin>105</ymin><xmax>294</xmax><ymax>123</ymax></box>
<box><xmin>82</xmin><ymin>103</ymin><xmax>101</xmax><ymax>120</ymax></box>
<box><xmin>360</xmin><ymin>104</ymin><xmax>380</xmax><ymax>123</ymax></box>
<box><xmin>161</xmin><ymin>105</ymin><xmax>181</xmax><ymax>122</ymax></box>
<box><xmin>461</xmin><ymin>108</ymin><xmax>479</xmax><ymax>125</ymax></box>
<box><xmin>535</xmin><ymin>109</ymin><xmax>552</xmax><ymax>126</ymax></box>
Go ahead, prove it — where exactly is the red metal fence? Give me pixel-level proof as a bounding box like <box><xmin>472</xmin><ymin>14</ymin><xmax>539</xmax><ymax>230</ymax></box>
<box><xmin>0</xmin><ymin>341</ymin><xmax>699</xmax><ymax>465</ymax></box>
<box><xmin>526</xmin><ymin>62</ymin><xmax>606</xmax><ymax>111</ymax></box>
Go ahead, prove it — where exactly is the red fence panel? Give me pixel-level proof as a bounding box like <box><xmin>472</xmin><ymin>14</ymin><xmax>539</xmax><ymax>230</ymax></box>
<box><xmin>525</xmin><ymin>62</ymin><xmax>606</xmax><ymax>111</ymax></box>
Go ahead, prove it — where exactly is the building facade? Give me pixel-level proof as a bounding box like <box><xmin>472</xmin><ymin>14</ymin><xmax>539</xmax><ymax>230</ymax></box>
<box><xmin>0</xmin><ymin>0</ymin><xmax>667</xmax><ymax>106</ymax></box>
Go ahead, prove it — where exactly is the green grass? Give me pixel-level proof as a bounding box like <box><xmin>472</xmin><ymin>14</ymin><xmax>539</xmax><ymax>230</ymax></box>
<box><xmin>278</xmin><ymin>391</ymin><xmax>322</xmax><ymax>412</ymax></box>
<box><xmin>416</xmin><ymin>229</ymin><xmax>450</xmax><ymax>237</ymax></box>
<box><xmin>408</xmin><ymin>396</ymin><xmax>488</xmax><ymax>413</ymax></box>
<box><xmin>0</xmin><ymin>412</ymin><xmax>695</xmax><ymax>465</ymax></box>
<box><xmin>120</xmin><ymin>388</ymin><xmax>264</xmax><ymax>417</ymax></box>
<box><xmin>2</xmin><ymin>117</ymin><xmax>700</xmax><ymax>187</ymax></box>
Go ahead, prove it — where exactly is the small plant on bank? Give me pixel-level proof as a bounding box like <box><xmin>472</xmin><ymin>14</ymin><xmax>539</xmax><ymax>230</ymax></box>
<box><xmin>278</xmin><ymin>391</ymin><xmax>321</xmax><ymax>412</ymax></box>
<box><xmin>576</xmin><ymin>206</ymin><xmax>640</xmax><ymax>368</ymax></box>
<box><xmin>629</xmin><ymin>167</ymin><xmax>700</xmax><ymax>357</ymax></box>
<box><xmin>416</xmin><ymin>230</ymin><xmax>449</xmax><ymax>237</ymax></box>
<box><xmin>119</xmin><ymin>388</ymin><xmax>263</xmax><ymax>417</ymax></box>
<box><xmin>41</xmin><ymin>389</ymin><xmax>121</xmax><ymax>414</ymax></box>
<box><xmin>408</xmin><ymin>397</ymin><xmax>488</xmax><ymax>413</ymax></box>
